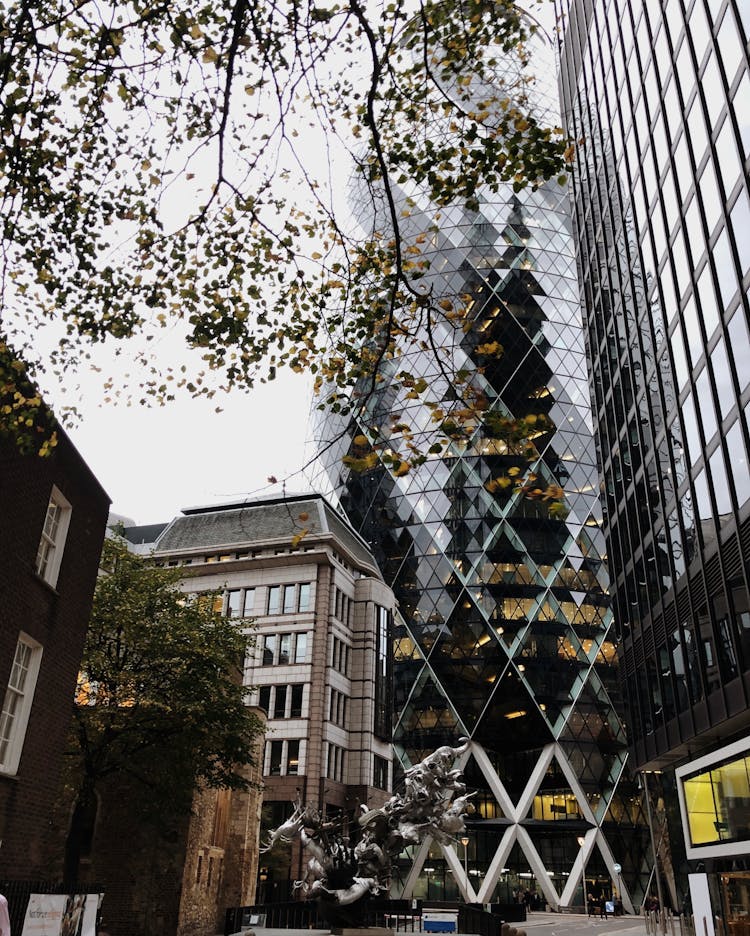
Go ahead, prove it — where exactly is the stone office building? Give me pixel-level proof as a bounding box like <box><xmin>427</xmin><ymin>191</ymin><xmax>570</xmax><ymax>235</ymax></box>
<box><xmin>140</xmin><ymin>492</ymin><xmax>397</xmax><ymax>901</ymax></box>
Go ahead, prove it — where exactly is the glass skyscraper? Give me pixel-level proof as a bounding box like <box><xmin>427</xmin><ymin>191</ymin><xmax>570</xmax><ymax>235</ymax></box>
<box><xmin>312</xmin><ymin>24</ymin><xmax>651</xmax><ymax>910</ymax></box>
<box><xmin>557</xmin><ymin>0</ymin><xmax>750</xmax><ymax>917</ymax></box>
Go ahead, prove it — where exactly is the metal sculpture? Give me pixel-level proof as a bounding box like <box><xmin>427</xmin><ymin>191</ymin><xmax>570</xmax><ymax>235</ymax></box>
<box><xmin>262</xmin><ymin>740</ymin><xmax>472</xmax><ymax>919</ymax></box>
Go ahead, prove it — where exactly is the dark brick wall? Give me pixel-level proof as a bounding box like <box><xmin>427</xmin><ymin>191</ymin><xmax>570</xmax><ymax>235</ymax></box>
<box><xmin>0</xmin><ymin>431</ymin><xmax>109</xmax><ymax>877</ymax></box>
<box><xmin>47</xmin><ymin>764</ymin><xmax>264</xmax><ymax>936</ymax></box>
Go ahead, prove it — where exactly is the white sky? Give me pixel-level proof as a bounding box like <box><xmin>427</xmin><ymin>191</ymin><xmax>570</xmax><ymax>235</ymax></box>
<box><xmin>65</xmin><ymin>369</ymin><xmax>315</xmax><ymax>524</ymax></box>
<box><xmin>45</xmin><ymin>2</ymin><xmax>559</xmax><ymax>524</ymax></box>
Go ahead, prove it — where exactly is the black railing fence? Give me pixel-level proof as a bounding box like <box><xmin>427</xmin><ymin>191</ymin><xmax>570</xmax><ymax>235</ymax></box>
<box><xmin>225</xmin><ymin>899</ymin><xmax>522</xmax><ymax>936</ymax></box>
<box><xmin>0</xmin><ymin>880</ymin><xmax>104</xmax><ymax>936</ymax></box>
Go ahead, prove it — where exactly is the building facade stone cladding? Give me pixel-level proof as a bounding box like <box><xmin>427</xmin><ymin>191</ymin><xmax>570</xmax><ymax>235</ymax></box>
<box><xmin>149</xmin><ymin>494</ymin><xmax>396</xmax><ymax>904</ymax></box>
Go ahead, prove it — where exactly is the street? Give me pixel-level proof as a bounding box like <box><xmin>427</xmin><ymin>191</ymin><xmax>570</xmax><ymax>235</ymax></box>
<box><xmin>522</xmin><ymin>911</ymin><xmax>651</xmax><ymax>936</ymax></box>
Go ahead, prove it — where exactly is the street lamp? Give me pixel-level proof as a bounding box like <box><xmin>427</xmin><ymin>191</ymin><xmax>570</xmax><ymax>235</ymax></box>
<box><xmin>577</xmin><ymin>836</ymin><xmax>588</xmax><ymax>917</ymax></box>
<box><xmin>461</xmin><ymin>836</ymin><xmax>470</xmax><ymax>894</ymax></box>
<box><xmin>613</xmin><ymin>862</ymin><xmax>622</xmax><ymax>911</ymax></box>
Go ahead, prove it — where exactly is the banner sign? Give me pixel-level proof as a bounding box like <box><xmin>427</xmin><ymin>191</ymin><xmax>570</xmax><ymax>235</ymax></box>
<box><xmin>22</xmin><ymin>893</ymin><xmax>101</xmax><ymax>936</ymax></box>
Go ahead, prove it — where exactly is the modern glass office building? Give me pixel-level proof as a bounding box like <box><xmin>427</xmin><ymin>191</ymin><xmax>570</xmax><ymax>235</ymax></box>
<box><xmin>557</xmin><ymin>0</ymin><xmax>750</xmax><ymax>921</ymax></box>
<box><xmin>312</xmin><ymin>25</ymin><xmax>652</xmax><ymax>910</ymax></box>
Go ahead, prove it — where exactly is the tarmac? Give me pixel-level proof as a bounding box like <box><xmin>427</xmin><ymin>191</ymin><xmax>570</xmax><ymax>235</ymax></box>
<box><xmin>236</xmin><ymin>910</ymin><xmax>654</xmax><ymax>936</ymax></box>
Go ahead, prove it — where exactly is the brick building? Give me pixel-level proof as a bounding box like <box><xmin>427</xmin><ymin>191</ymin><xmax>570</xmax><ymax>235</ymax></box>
<box><xmin>142</xmin><ymin>492</ymin><xmax>397</xmax><ymax>902</ymax></box>
<box><xmin>0</xmin><ymin>430</ymin><xmax>110</xmax><ymax>877</ymax></box>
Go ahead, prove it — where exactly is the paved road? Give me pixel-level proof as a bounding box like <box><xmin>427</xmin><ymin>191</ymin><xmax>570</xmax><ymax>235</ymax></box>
<box><xmin>522</xmin><ymin>911</ymin><xmax>649</xmax><ymax>936</ymax></box>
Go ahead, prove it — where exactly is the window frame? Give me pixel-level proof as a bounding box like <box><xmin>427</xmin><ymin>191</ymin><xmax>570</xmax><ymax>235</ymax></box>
<box><xmin>267</xmin><ymin>586</ymin><xmax>281</xmax><ymax>614</ymax></box>
<box><xmin>0</xmin><ymin>633</ymin><xmax>43</xmax><ymax>775</ymax></box>
<box><xmin>34</xmin><ymin>486</ymin><xmax>72</xmax><ymax>588</ymax></box>
<box><xmin>290</xmin><ymin>683</ymin><xmax>304</xmax><ymax>718</ymax></box>
<box><xmin>298</xmin><ymin>583</ymin><xmax>311</xmax><ymax>612</ymax></box>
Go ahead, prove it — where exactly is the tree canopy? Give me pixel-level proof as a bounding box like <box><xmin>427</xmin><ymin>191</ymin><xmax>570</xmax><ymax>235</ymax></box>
<box><xmin>0</xmin><ymin>0</ymin><xmax>571</xmax><ymax>463</ymax></box>
<box><xmin>67</xmin><ymin>536</ymin><xmax>262</xmax><ymax>854</ymax></box>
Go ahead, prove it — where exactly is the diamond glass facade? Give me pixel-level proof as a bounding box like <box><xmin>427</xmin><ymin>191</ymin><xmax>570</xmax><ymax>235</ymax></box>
<box><xmin>557</xmin><ymin>0</ymin><xmax>750</xmax><ymax>774</ymax></box>
<box><xmin>312</xmin><ymin>29</ymin><xmax>651</xmax><ymax>909</ymax></box>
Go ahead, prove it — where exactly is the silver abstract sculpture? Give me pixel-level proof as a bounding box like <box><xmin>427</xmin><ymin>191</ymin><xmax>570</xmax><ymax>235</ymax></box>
<box><xmin>262</xmin><ymin>739</ymin><xmax>472</xmax><ymax>908</ymax></box>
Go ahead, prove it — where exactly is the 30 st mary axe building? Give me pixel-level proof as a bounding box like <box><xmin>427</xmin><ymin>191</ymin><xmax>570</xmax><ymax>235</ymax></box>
<box><xmin>557</xmin><ymin>0</ymin><xmax>750</xmax><ymax>922</ymax></box>
<box><xmin>313</xmin><ymin>23</ymin><xmax>651</xmax><ymax>911</ymax></box>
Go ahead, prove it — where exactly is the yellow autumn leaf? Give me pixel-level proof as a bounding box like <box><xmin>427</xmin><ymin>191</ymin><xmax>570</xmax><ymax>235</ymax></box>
<box><xmin>291</xmin><ymin>528</ymin><xmax>309</xmax><ymax>548</ymax></box>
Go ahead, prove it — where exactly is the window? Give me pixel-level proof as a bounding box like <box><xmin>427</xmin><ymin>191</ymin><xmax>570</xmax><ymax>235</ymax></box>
<box><xmin>298</xmin><ymin>583</ymin><xmax>311</xmax><ymax>612</ymax></box>
<box><xmin>273</xmin><ymin>685</ymin><xmax>287</xmax><ymax>718</ymax></box>
<box><xmin>326</xmin><ymin>743</ymin><xmax>345</xmax><ymax>781</ymax></box>
<box><xmin>267</xmin><ymin>586</ymin><xmax>281</xmax><ymax>614</ymax></box>
<box><xmin>258</xmin><ymin>684</ymin><xmax>305</xmax><ymax>718</ymax></box>
<box><xmin>295</xmin><ymin>633</ymin><xmax>308</xmax><ymax>663</ymax></box>
<box><xmin>0</xmin><ymin>634</ymin><xmax>42</xmax><ymax>774</ymax></box>
<box><xmin>265</xmin><ymin>739</ymin><xmax>302</xmax><ymax>776</ymax></box>
<box><xmin>227</xmin><ymin>587</ymin><xmax>257</xmax><ymax>618</ymax></box>
<box><xmin>226</xmin><ymin>590</ymin><xmax>242</xmax><ymax>618</ymax></box>
<box><xmin>35</xmin><ymin>487</ymin><xmax>71</xmax><ymax>588</ymax></box>
<box><xmin>261</xmin><ymin>632</ymin><xmax>309</xmax><ymax>666</ymax></box>
<box><xmin>683</xmin><ymin>754</ymin><xmax>750</xmax><ymax>846</ymax></box>
<box><xmin>290</xmin><ymin>684</ymin><xmax>304</xmax><ymax>718</ymax></box>
<box><xmin>329</xmin><ymin>688</ymin><xmax>348</xmax><ymax>727</ymax></box>
<box><xmin>373</xmin><ymin>755</ymin><xmax>389</xmax><ymax>790</ymax></box>
<box><xmin>268</xmin><ymin>584</ymin><xmax>311</xmax><ymax>614</ymax></box>
<box><xmin>283</xmin><ymin>585</ymin><xmax>296</xmax><ymax>614</ymax></box>
<box><xmin>287</xmin><ymin>740</ymin><xmax>300</xmax><ymax>776</ymax></box>
<box><xmin>331</xmin><ymin>636</ymin><xmax>350</xmax><ymax>676</ymax></box>
<box><xmin>268</xmin><ymin>740</ymin><xmax>283</xmax><ymax>776</ymax></box>
<box><xmin>262</xmin><ymin>635</ymin><xmax>276</xmax><ymax>666</ymax></box>
<box><xmin>374</xmin><ymin>606</ymin><xmax>392</xmax><ymax>740</ymax></box>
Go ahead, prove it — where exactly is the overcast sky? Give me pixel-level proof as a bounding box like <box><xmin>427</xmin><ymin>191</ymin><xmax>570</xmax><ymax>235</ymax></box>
<box><xmin>64</xmin><ymin>369</ymin><xmax>314</xmax><ymax>525</ymax></box>
<box><xmin>48</xmin><ymin>1</ymin><xmax>558</xmax><ymax>525</ymax></box>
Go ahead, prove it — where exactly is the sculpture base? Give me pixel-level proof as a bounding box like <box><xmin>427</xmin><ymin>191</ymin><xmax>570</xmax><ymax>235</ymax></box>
<box><xmin>331</xmin><ymin>929</ymin><xmax>395</xmax><ymax>936</ymax></box>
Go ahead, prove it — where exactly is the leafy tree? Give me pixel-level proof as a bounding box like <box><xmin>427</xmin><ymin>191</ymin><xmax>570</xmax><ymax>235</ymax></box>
<box><xmin>0</xmin><ymin>0</ymin><xmax>571</xmax><ymax>461</ymax></box>
<box><xmin>64</xmin><ymin>536</ymin><xmax>263</xmax><ymax>879</ymax></box>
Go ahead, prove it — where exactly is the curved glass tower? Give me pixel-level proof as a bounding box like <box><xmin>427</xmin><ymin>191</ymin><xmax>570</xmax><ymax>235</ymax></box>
<box><xmin>311</xmin><ymin>21</ymin><xmax>651</xmax><ymax>910</ymax></box>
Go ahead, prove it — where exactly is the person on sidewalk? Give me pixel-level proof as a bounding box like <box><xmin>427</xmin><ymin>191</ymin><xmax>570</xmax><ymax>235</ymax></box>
<box><xmin>0</xmin><ymin>892</ymin><xmax>11</xmax><ymax>936</ymax></box>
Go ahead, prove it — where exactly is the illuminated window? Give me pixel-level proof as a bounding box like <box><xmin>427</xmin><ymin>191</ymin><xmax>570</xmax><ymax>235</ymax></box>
<box><xmin>684</xmin><ymin>756</ymin><xmax>750</xmax><ymax>846</ymax></box>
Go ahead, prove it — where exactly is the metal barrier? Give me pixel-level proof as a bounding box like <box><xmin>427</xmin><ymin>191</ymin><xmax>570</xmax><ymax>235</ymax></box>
<box><xmin>0</xmin><ymin>880</ymin><xmax>105</xmax><ymax>936</ymax></box>
<box><xmin>458</xmin><ymin>905</ymin><xmax>504</xmax><ymax>936</ymax></box>
<box><xmin>225</xmin><ymin>899</ymin><xmax>506</xmax><ymax>935</ymax></box>
<box><xmin>226</xmin><ymin>900</ymin><xmax>324</xmax><ymax>933</ymax></box>
<box><xmin>645</xmin><ymin>910</ymin><xmax>696</xmax><ymax>936</ymax></box>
